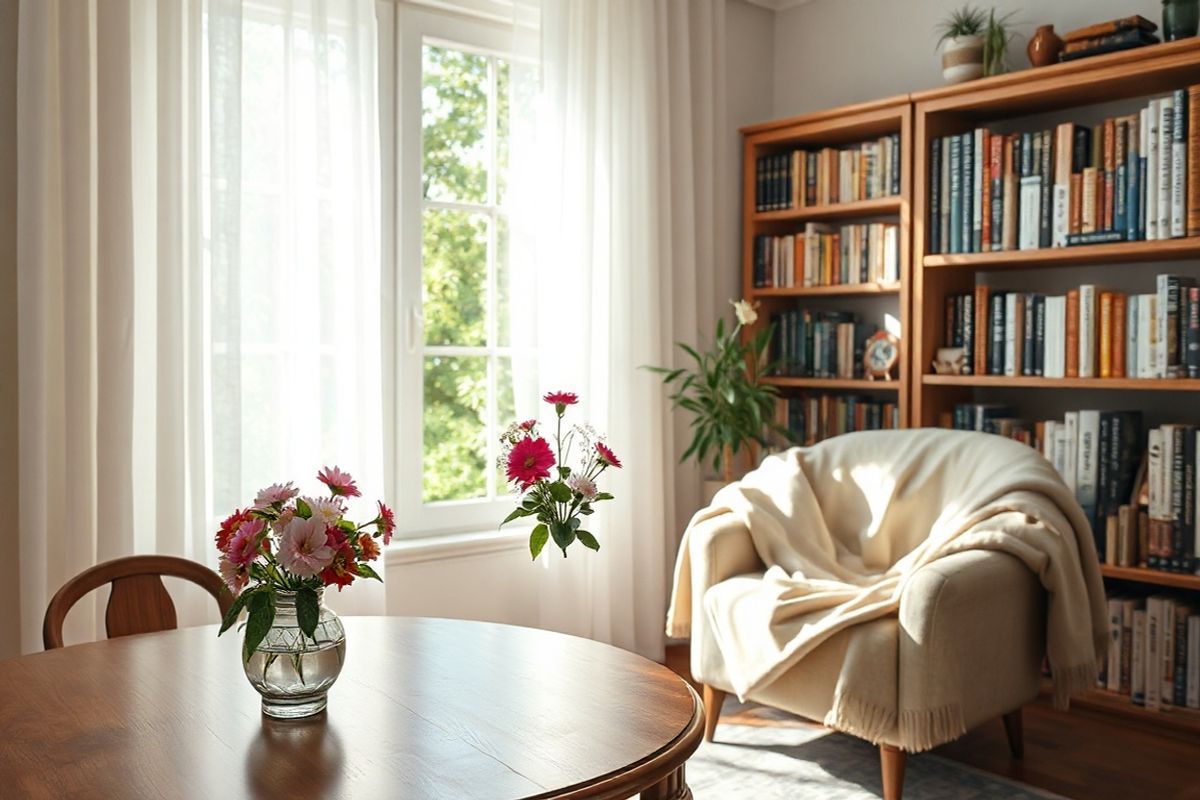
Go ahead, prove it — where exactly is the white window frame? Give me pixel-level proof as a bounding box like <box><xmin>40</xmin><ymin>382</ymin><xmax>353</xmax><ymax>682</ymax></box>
<box><xmin>391</xmin><ymin>4</ymin><xmax>529</xmax><ymax>538</ymax></box>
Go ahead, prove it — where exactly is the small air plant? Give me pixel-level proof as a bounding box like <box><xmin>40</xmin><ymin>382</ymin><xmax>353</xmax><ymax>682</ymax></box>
<box><xmin>935</xmin><ymin>5</ymin><xmax>988</xmax><ymax>48</ymax></box>
<box><xmin>982</xmin><ymin>9</ymin><xmax>1017</xmax><ymax>77</ymax></box>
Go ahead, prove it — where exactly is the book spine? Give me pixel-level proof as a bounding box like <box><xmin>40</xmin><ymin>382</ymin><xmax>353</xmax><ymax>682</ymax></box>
<box><xmin>990</xmin><ymin>134</ymin><xmax>1004</xmax><ymax>251</ymax></box>
<box><xmin>1066</xmin><ymin>289</ymin><xmax>1081</xmax><ymax>377</ymax></box>
<box><xmin>1115</xmin><ymin>119</ymin><xmax>1128</xmax><ymax>237</ymax></box>
<box><xmin>962</xmin><ymin>291</ymin><xmax>975</xmax><ymax>375</ymax></box>
<box><xmin>1159</xmin><ymin>97</ymin><xmax>1173</xmax><ymax>240</ymax></box>
<box><xmin>1147</xmin><ymin>597</ymin><xmax>1162</xmax><ymax>710</ymax></box>
<box><xmin>1078</xmin><ymin>409</ymin><xmax>1101</xmax><ymax>539</ymax></box>
<box><xmin>930</xmin><ymin>139</ymin><xmax>942</xmax><ymax>254</ymax></box>
<box><xmin>1148</xmin><ymin>100</ymin><xmax>1160</xmax><ymax>240</ymax></box>
<box><xmin>1079</xmin><ymin>285</ymin><xmax>1097</xmax><ymax>378</ymax></box>
<box><xmin>973</xmin><ymin>128</ymin><xmax>984</xmax><ymax>252</ymax></box>
<box><xmin>1189</xmin><ymin>86</ymin><xmax>1200</xmax><ymax>237</ymax></box>
<box><xmin>975</xmin><ymin>285</ymin><xmax>990</xmax><ymax>376</ymax></box>
<box><xmin>963</xmin><ymin>132</ymin><xmax>975</xmax><ymax>253</ymax></box>
<box><xmin>1127</xmin><ymin>111</ymin><xmax>1141</xmax><ymax>241</ymax></box>
<box><xmin>1172</xmin><ymin>88</ymin><xmax>1187</xmax><ymax>238</ymax></box>
<box><xmin>1189</xmin><ymin>286</ymin><xmax>1200</xmax><ymax>378</ymax></box>
<box><xmin>1034</xmin><ymin>294</ymin><xmax>1046</xmax><ymax>376</ymax></box>
<box><xmin>1099</xmin><ymin>291</ymin><xmax>1113</xmax><ymax>378</ymax></box>
<box><xmin>990</xmin><ymin>292</ymin><xmax>1005</xmax><ymax>375</ymax></box>
<box><xmin>1113</xmin><ymin>293</ymin><xmax>1127</xmax><ymax>378</ymax></box>
<box><xmin>949</xmin><ymin>135</ymin><xmax>962</xmax><ymax>254</ymax></box>
<box><xmin>1103</xmin><ymin>118</ymin><xmax>1115</xmax><ymax>232</ymax></box>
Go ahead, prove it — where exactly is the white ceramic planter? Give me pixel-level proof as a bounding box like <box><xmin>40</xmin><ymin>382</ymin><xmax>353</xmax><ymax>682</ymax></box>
<box><xmin>941</xmin><ymin>35</ymin><xmax>984</xmax><ymax>84</ymax></box>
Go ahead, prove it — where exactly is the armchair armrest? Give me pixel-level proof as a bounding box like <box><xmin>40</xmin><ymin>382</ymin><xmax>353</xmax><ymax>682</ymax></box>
<box><xmin>898</xmin><ymin>549</ymin><xmax>1045</xmax><ymax>747</ymax></box>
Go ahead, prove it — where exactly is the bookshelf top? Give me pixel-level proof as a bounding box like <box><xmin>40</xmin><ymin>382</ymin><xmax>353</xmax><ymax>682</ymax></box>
<box><xmin>740</xmin><ymin>94</ymin><xmax>910</xmax><ymax>138</ymax></box>
<box><xmin>911</xmin><ymin>37</ymin><xmax>1200</xmax><ymax>120</ymax></box>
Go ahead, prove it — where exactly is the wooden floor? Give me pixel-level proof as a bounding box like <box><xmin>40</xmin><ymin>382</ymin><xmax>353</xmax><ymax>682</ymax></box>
<box><xmin>665</xmin><ymin>645</ymin><xmax>1200</xmax><ymax>800</ymax></box>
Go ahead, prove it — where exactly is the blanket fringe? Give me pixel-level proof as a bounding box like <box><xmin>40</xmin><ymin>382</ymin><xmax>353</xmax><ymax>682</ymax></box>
<box><xmin>898</xmin><ymin>704</ymin><xmax>967</xmax><ymax>753</ymax></box>
<box><xmin>1052</xmin><ymin>660</ymin><xmax>1101</xmax><ymax>710</ymax></box>
<box><xmin>823</xmin><ymin>692</ymin><xmax>897</xmax><ymax>745</ymax></box>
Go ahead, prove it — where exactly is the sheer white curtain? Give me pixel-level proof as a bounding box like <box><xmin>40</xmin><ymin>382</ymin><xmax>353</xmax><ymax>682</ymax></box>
<box><xmin>510</xmin><ymin>0</ymin><xmax>726</xmax><ymax>661</ymax></box>
<box><xmin>15</xmin><ymin>0</ymin><xmax>382</xmax><ymax>653</ymax></box>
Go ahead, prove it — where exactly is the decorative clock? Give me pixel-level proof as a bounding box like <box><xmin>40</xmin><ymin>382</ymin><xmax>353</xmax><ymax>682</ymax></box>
<box><xmin>863</xmin><ymin>331</ymin><xmax>900</xmax><ymax>381</ymax></box>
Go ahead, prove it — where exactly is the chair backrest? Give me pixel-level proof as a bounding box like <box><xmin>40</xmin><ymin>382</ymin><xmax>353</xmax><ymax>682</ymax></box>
<box><xmin>43</xmin><ymin>555</ymin><xmax>234</xmax><ymax>650</ymax></box>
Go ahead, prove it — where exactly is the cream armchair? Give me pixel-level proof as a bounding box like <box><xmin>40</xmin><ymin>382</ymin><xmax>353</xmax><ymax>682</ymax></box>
<box><xmin>687</xmin><ymin>510</ymin><xmax>1045</xmax><ymax>800</ymax></box>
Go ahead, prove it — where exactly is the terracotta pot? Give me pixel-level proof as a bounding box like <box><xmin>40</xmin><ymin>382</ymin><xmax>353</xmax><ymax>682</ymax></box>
<box><xmin>1026</xmin><ymin>25</ymin><xmax>1064</xmax><ymax>67</ymax></box>
<box><xmin>941</xmin><ymin>35</ymin><xmax>984</xmax><ymax>84</ymax></box>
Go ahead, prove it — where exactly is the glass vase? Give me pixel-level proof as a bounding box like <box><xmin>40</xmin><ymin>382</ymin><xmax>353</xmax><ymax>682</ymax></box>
<box><xmin>243</xmin><ymin>588</ymin><xmax>346</xmax><ymax>719</ymax></box>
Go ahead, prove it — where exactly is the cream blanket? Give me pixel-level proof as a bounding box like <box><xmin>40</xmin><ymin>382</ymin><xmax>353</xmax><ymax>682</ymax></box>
<box><xmin>667</xmin><ymin>429</ymin><xmax>1107</xmax><ymax>741</ymax></box>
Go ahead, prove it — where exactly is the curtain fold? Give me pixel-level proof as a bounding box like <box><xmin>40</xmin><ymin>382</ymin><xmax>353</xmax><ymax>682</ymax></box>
<box><xmin>15</xmin><ymin>0</ymin><xmax>383</xmax><ymax>652</ymax></box>
<box><xmin>516</xmin><ymin>0</ymin><xmax>726</xmax><ymax>661</ymax></box>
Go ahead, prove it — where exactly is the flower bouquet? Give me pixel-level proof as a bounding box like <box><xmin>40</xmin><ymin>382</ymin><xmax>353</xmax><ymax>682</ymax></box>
<box><xmin>214</xmin><ymin>466</ymin><xmax>394</xmax><ymax>718</ymax></box>
<box><xmin>499</xmin><ymin>391</ymin><xmax>620</xmax><ymax>559</ymax></box>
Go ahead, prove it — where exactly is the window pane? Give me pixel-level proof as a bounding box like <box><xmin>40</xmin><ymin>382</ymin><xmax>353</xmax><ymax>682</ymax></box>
<box><xmin>496</xmin><ymin>58</ymin><xmax>537</xmax><ymax>208</ymax></box>
<box><xmin>495</xmin><ymin>213</ymin><xmax>510</xmax><ymax>347</ymax></box>
<box><xmin>422</xmin><ymin>45</ymin><xmax>488</xmax><ymax>204</ymax></box>
<box><xmin>423</xmin><ymin>355</ymin><xmax>488</xmax><ymax>503</ymax></box>
<box><xmin>423</xmin><ymin>207</ymin><xmax>487</xmax><ymax>347</ymax></box>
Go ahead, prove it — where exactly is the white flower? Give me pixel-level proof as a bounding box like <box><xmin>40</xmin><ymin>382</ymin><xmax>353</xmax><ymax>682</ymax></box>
<box><xmin>566</xmin><ymin>474</ymin><xmax>598</xmax><ymax>501</ymax></box>
<box><xmin>254</xmin><ymin>481</ymin><xmax>299</xmax><ymax>509</ymax></box>
<box><xmin>303</xmin><ymin>495</ymin><xmax>346</xmax><ymax>527</ymax></box>
<box><xmin>731</xmin><ymin>299</ymin><xmax>758</xmax><ymax>326</ymax></box>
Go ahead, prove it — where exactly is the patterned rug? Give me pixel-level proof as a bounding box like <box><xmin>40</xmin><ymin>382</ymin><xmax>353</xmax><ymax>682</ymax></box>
<box><xmin>687</xmin><ymin>703</ymin><xmax>1068</xmax><ymax>800</ymax></box>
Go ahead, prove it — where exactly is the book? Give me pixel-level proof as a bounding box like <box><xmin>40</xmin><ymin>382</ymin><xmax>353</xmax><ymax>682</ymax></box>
<box><xmin>1172</xmin><ymin>88</ymin><xmax>1188</xmax><ymax>238</ymax></box>
<box><xmin>1148</xmin><ymin>99</ymin><xmax>1160</xmax><ymax>240</ymax></box>
<box><xmin>1133</xmin><ymin>606</ymin><xmax>1147</xmax><ymax>705</ymax></box>
<box><xmin>1099</xmin><ymin>292</ymin><xmax>1113</xmax><ymax>378</ymax></box>
<box><xmin>930</xmin><ymin>138</ymin><xmax>942</xmax><ymax>254</ymax></box>
<box><xmin>1062</xmin><ymin>15</ymin><xmax>1158</xmax><ymax>42</ymax></box>
<box><xmin>1078</xmin><ymin>409</ymin><xmax>1101</xmax><ymax>535</ymax></box>
<box><xmin>1066</xmin><ymin>289</ymin><xmax>1080</xmax><ymax>377</ymax></box>
<box><xmin>949</xmin><ymin>135</ymin><xmax>963</xmax><ymax>254</ymax></box>
<box><xmin>1113</xmin><ymin>293</ymin><xmax>1128</xmax><ymax>378</ymax></box>
<box><xmin>1079</xmin><ymin>285</ymin><xmax>1097</xmax><ymax>378</ymax></box>
<box><xmin>1188</xmin><ymin>614</ymin><xmax>1200</xmax><ymax>708</ymax></box>
<box><xmin>1060</xmin><ymin>28</ymin><xmax>1159</xmax><ymax>60</ymax></box>
<box><xmin>1189</xmin><ymin>85</ymin><xmax>1200</xmax><ymax>237</ymax></box>
<box><xmin>1158</xmin><ymin>96</ymin><xmax>1173</xmax><ymax>240</ymax></box>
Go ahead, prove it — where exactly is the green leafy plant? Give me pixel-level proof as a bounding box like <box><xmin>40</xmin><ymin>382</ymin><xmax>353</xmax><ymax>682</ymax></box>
<box><xmin>936</xmin><ymin>5</ymin><xmax>988</xmax><ymax>47</ymax></box>
<box><xmin>982</xmin><ymin>9</ymin><xmax>1017</xmax><ymax>77</ymax></box>
<box><xmin>647</xmin><ymin>300</ymin><xmax>792</xmax><ymax>481</ymax></box>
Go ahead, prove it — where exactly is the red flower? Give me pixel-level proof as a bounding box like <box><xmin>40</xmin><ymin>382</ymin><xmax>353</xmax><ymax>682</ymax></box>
<box><xmin>518</xmin><ymin>419</ymin><xmax>537</xmax><ymax>432</ymax></box>
<box><xmin>506</xmin><ymin>436</ymin><xmax>555</xmax><ymax>490</ymax></box>
<box><xmin>595</xmin><ymin>442</ymin><xmax>622</xmax><ymax>469</ymax></box>
<box><xmin>542</xmin><ymin>391</ymin><xmax>578</xmax><ymax>406</ymax></box>
<box><xmin>320</xmin><ymin>528</ymin><xmax>358</xmax><ymax>590</ymax></box>
<box><xmin>376</xmin><ymin>500</ymin><xmax>395</xmax><ymax>545</ymax></box>
<box><xmin>358</xmin><ymin>533</ymin><xmax>381</xmax><ymax>562</ymax></box>
<box><xmin>316</xmin><ymin>465</ymin><xmax>362</xmax><ymax>498</ymax></box>
<box><xmin>215</xmin><ymin>508</ymin><xmax>253</xmax><ymax>551</ymax></box>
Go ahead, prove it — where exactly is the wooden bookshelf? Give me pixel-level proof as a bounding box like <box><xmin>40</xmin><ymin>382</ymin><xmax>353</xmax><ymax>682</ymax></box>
<box><xmin>922</xmin><ymin>375</ymin><xmax>1200</xmax><ymax>391</ymax></box>
<box><xmin>1099</xmin><ymin>565</ymin><xmax>1200</xmax><ymax>591</ymax></box>
<box><xmin>924</xmin><ymin>236</ymin><xmax>1200</xmax><ymax>270</ymax></box>
<box><xmin>741</xmin><ymin>97</ymin><xmax>912</xmax><ymax>431</ymax></box>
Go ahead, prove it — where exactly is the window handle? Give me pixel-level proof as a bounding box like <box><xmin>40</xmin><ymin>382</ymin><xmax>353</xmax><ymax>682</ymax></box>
<box><xmin>408</xmin><ymin>306</ymin><xmax>424</xmax><ymax>353</ymax></box>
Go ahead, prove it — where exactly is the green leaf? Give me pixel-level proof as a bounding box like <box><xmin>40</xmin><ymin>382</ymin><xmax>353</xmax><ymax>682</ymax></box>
<box><xmin>218</xmin><ymin>588</ymin><xmax>254</xmax><ymax>636</ymax></box>
<box><xmin>295</xmin><ymin>497</ymin><xmax>313</xmax><ymax>519</ymax></box>
<box><xmin>529</xmin><ymin>524</ymin><xmax>549</xmax><ymax>559</ymax></box>
<box><xmin>295</xmin><ymin>587</ymin><xmax>320</xmax><ymax>642</ymax></box>
<box><xmin>557</xmin><ymin>466</ymin><xmax>571</xmax><ymax>479</ymax></box>
<box><xmin>501</xmin><ymin>506</ymin><xmax>532</xmax><ymax>526</ymax></box>
<box><xmin>242</xmin><ymin>590</ymin><xmax>276</xmax><ymax>663</ymax></box>
<box><xmin>548</xmin><ymin>481</ymin><xmax>573</xmax><ymax>503</ymax></box>
<box><xmin>357</xmin><ymin>562</ymin><xmax>383</xmax><ymax>582</ymax></box>
<box><xmin>593</xmin><ymin>492</ymin><xmax>614</xmax><ymax>501</ymax></box>
<box><xmin>336</xmin><ymin>519</ymin><xmax>357</xmax><ymax>533</ymax></box>
<box><xmin>576</xmin><ymin>530</ymin><xmax>600</xmax><ymax>551</ymax></box>
<box><xmin>549</xmin><ymin>521</ymin><xmax>576</xmax><ymax>554</ymax></box>
<box><xmin>568</xmin><ymin>516</ymin><xmax>581</xmax><ymax>529</ymax></box>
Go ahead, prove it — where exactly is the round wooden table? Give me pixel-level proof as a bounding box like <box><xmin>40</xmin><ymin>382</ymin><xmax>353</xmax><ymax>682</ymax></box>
<box><xmin>0</xmin><ymin>617</ymin><xmax>702</xmax><ymax>799</ymax></box>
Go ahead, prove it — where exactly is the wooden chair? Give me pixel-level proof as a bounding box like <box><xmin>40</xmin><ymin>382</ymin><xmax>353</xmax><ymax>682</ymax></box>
<box><xmin>43</xmin><ymin>555</ymin><xmax>233</xmax><ymax>649</ymax></box>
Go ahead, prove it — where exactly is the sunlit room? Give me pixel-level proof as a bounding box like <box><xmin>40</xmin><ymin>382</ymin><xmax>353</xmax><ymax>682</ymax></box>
<box><xmin>1</xmin><ymin>0</ymin><xmax>1199</xmax><ymax>797</ymax></box>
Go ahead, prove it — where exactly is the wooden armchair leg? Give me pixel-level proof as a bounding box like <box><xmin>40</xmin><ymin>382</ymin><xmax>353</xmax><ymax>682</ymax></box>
<box><xmin>1002</xmin><ymin>708</ymin><xmax>1024</xmax><ymax>759</ymax></box>
<box><xmin>702</xmin><ymin>685</ymin><xmax>726</xmax><ymax>743</ymax></box>
<box><xmin>879</xmin><ymin>744</ymin><xmax>906</xmax><ymax>800</ymax></box>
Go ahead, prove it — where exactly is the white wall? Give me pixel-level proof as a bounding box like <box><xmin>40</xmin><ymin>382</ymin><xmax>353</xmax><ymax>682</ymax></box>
<box><xmin>772</xmin><ymin>0</ymin><xmax>1164</xmax><ymax>116</ymax></box>
<box><xmin>0</xmin><ymin>0</ymin><xmax>18</xmax><ymax>661</ymax></box>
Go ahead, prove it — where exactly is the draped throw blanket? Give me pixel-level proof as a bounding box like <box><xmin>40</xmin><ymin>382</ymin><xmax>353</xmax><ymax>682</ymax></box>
<box><xmin>666</xmin><ymin>430</ymin><xmax>1108</xmax><ymax>746</ymax></box>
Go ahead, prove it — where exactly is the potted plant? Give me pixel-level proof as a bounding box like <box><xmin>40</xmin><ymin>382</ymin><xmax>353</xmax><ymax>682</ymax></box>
<box><xmin>937</xmin><ymin>6</ymin><xmax>988</xmax><ymax>83</ymax></box>
<box><xmin>982</xmin><ymin>9</ymin><xmax>1018</xmax><ymax>76</ymax></box>
<box><xmin>648</xmin><ymin>300</ymin><xmax>791</xmax><ymax>490</ymax></box>
<box><xmin>1164</xmin><ymin>0</ymin><xmax>1200</xmax><ymax>41</ymax></box>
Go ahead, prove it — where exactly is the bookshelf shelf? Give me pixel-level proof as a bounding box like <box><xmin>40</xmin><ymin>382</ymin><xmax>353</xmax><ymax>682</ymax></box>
<box><xmin>923</xmin><ymin>237</ymin><xmax>1200</xmax><ymax>271</ymax></box>
<box><xmin>922</xmin><ymin>375</ymin><xmax>1200</xmax><ymax>391</ymax></box>
<box><xmin>752</xmin><ymin>196</ymin><xmax>901</xmax><ymax>224</ymax></box>
<box><xmin>751</xmin><ymin>282</ymin><xmax>900</xmax><ymax>299</ymax></box>
<box><xmin>763</xmin><ymin>377</ymin><xmax>899</xmax><ymax>390</ymax></box>
<box><xmin>1039</xmin><ymin>680</ymin><xmax>1200</xmax><ymax>738</ymax></box>
<box><xmin>1099</xmin><ymin>564</ymin><xmax>1200</xmax><ymax>590</ymax></box>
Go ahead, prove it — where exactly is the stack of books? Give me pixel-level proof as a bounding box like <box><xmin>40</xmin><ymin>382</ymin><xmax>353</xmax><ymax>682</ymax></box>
<box><xmin>778</xmin><ymin>395</ymin><xmax>899</xmax><ymax>446</ymax></box>
<box><xmin>752</xmin><ymin>222</ymin><xmax>900</xmax><ymax>288</ymax></box>
<box><xmin>941</xmin><ymin>275</ymin><xmax>1200</xmax><ymax>379</ymax></box>
<box><xmin>928</xmin><ymin>88</ymin><xmax>1200</xmax><ymax>254</ymax></box>
<box><xmin>769</xmin><ymin>309</ymin><xmax>878</xmax><ymax>379</ymax></box>
<box><xmin>1061</xmin><ymin>16</ymin><xmax>1160</xmax><ymax>62</ymax></box>
<box><xmin>755</xmin><ymin>134</ymin><xmax>901</xmax><ymax>211</ymax></box>
<box><xmin>1099</xmin><ymin>592</ymin><xmax>1199</xmax><ymax>713</ymax></box>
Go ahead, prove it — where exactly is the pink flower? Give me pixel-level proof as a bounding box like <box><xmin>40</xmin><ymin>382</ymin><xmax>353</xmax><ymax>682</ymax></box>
<box><xmin>320</xmin><ymin>528</ymin><xmax>357</xmax><ymax>590</ymax></box>
<box><xmin>254</xmin><ymin>481</ymin><xmax>299</xmax><ymax>509</ymax></box>
<box><xmin>271</xmin><ymin>505</ymin><xmax>295</xmax><ymax>534</ymax></box>
<box><xmin>278</xmin><ymin>516</ymin><xmax>336</xmax><ymax>578</ymax></box>
<box><xmin>317</xmin><ymin>465</ymin><xmax>362</xmax><ymax>498</ymax></box>
<box><xmin>215</xmin><ymin>508</ymin><xmax>253</xmax><ymax>552</ymax></box>
<box><xmin>303</xmin><ymin>495</ymin><xmax>346</xmax><ymax>527</ymax></box>
<box><xmin>566</xmin><ymin>474</ymin><xmax>598</xmax><ymax>500</ymax></box>
<box><xmin>518</xmin><ymin>419</ymin><xmax>537</xmax><ymax>432</ymax></box>
<box><xmin>506</xmin><ymin>436</ymin><xmax>555</xmax><ymax>490</ymax></box>
<box><xmin>218</xmin><ymin>556</ymin><xmax>248</xmax><ymax>596</ymax></box>
<box><xmin>543</xmin><ymin>391</ymin><xmax>578</xmax><ymax>406</ymax></box>
<box><xmin>226</xmin><ymin>518</ymin><xmax>266</xmax><ymax>566</ymax></box>
<box><xmin>376</xmin><ymin>500</ymin><xmax>395</xmax><ymax>545</ymax></box>
<box><xmin>595</xmin><ymin>442</ymin><xmax>622</xmax><ymax>469</ymax></box>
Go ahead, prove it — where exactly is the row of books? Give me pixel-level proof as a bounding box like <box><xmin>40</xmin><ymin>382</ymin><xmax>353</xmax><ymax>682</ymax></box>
<box><xmin>755</xmin><ymin>134</ymin><xmax>901</xmax><ymax>212</ymax></box>
<box><xmin>951</xmin><ymin>407</ymin><xmax>1144</xmax><ymax>561</ymax></box>
<box><xmin>940</xmin><ymin>275</ymin><xmax>1199</xmax><ymax>379</ymax></box>
<box><xmin>777</xmin><ymin>394</ymin><xmax>899</xmax><ymax>446</ymax></box>
<box><xmin>1099</xmin><ymin>593</ymin><xmax>1200</xmax><ymax>711</ymax></box>
<box><xmin>770</xmin><ymin>310</ymin><xmax>878</xmax><ymax>379</ymax></box>
<box><xmin>751</xmin><ymin>223</ymin><xmax>900</xmax><ymax>289</ymax></box>
<box><xmin>928</xmin><ymin>88</ymin><xmax>1200</xmax><ymax>254</ymax></box>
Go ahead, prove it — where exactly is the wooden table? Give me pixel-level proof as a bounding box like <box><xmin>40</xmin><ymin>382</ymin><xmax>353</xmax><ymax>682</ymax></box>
<box><xmin>0</xmin><ymin>617</ymin><xmax>702</xmax><ymax>799</ymax></box>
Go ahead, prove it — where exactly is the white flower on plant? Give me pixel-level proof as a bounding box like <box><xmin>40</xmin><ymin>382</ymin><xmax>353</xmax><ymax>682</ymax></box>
<box><xmin>254</xmin><ymin>481</ymin><xmax>299</xmax><ymax>509</ymax></box>
<box><xmin>566</xmin><ymin>474</ymin><xmax>598</xmax><ymax>501</ymax></box>
<box><xmin>731</xmin><ymin>298</ymin><xmax>759</xmax><ymax>326</ymax></box>
<box><xmin>278</xmin><ymin>516</ymin><xmax>335</xmax><ymax>578</ymax></box>
<box><xmin>304</xmin><ymin>495</ymin><xmax>346</xmax><ymax>527</ymax></box>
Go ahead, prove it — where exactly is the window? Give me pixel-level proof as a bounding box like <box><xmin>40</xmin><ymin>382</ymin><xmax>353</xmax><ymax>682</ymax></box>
<box><xmin>394</xmin><ymin>7</ymin><xmax>538</xmax><ymax>536</ymax></box>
